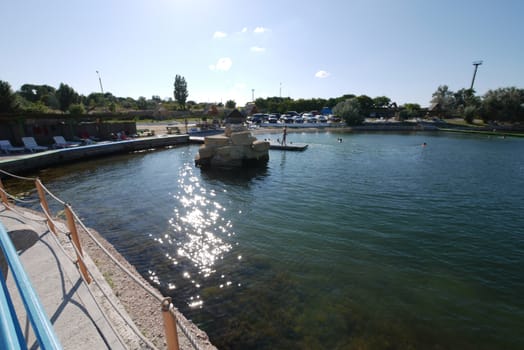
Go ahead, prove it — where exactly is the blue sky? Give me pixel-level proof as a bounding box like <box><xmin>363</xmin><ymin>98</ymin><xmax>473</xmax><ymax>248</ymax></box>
<box><xmin>1</xmin><ymin>0</ymin><xmax>523</xmax><ymax>107</ymax></box>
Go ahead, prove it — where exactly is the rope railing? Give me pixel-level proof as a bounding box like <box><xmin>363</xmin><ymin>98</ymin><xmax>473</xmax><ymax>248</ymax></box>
<box><xmin>0</xmin><ymin>169</ymin><xmax>36</xmax><ymax>181</ymax></box>
<box><xmin>41</xmin><ymin>220</ymin><xmax>155</xmax><ymax>350</ymax></box>
<box><xmin>0</xmin><ymin>170</ymin><xmax>209</xmax><ymax>350</ymax></box>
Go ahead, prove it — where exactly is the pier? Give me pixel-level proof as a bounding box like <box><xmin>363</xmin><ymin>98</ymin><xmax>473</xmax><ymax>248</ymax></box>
<box><xmin>0</xmin><ymin>135</ymin><xmax>189</xmax><ymax>175</ymax></box>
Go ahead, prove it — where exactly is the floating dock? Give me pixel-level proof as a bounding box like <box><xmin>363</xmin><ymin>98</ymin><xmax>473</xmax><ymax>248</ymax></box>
<box><xmin>190</xmin><ymin>137</ymin><xmax>308</xmax><ymax>151</ymax></box>
<box><xmin>268</xmin><ymin>142</ymin><xmax>308</xmax><ymax>151</ymax></box>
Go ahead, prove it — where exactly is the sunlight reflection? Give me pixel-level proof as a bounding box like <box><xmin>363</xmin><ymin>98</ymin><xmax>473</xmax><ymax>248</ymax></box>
<box><xmin>153</xmin><ymin>163</ymin><xmax>236</xmax><ymax>306</ymax></box>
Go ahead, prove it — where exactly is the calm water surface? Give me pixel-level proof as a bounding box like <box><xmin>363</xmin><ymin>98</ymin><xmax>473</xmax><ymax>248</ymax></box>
<box><xmin>10</xmin><ymin>132</ymin><xmax>524</xmax><ymax>349</ymax></box>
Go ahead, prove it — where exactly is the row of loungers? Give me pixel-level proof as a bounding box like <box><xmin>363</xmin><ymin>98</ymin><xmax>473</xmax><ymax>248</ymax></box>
<box><xmin>0</xmin><ymin>136</ymin><xmax>85</xmax><ymax>154</ymax></box>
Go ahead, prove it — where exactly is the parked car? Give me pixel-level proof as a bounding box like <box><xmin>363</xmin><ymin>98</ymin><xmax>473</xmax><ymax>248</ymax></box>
<box><xmin>267</xmin><ymin>114</ymin><xmax>279</xmax><ymax>123</ymax></box>
<box><xmin>293</xmin><ymin>115</ymin><xmax>304</xmax><ymax>123</ymax></box>
<box><xmin>248</xmin><ymin>113</ymin><xmax>265</xmax><ymax>125</ymax></box>
<box><xmin>302</xmin><ymin>113</ymin><xmax>316</xmax><ymax>123</ymax></box>
<box><xmin>328</xmin><ymin>114</ymin><xmax>341</xmax><ymax>123</ymax></box>
<box><xmin>279</xmin><ymin>114</ymin><xmax>294</xmax><ymax>123</ymax></box>
<box><xmin>316</xmin><ymin>115</ymin><xmax>328</xmax><ymax>123</ymax></box>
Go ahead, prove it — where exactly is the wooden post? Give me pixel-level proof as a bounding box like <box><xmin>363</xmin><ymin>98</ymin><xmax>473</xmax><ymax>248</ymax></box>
<box><xmin>35</xmin><ymin>178</ymin><xmax>56</xmax><ymax>235</ymax></box>
<box><xmin>64</xmin><ymin>204</ymin><xmax>91</xmax><ymax>284</ymax></box>
<box><xmin>161</xmin><ymin>297</ymin><xmax>180</xmax><ymax>350</ymax></box>
<box><xmin>0</xmin><ymin>178</ymin><xmax>9</xmax><ymax>208</ymax></box>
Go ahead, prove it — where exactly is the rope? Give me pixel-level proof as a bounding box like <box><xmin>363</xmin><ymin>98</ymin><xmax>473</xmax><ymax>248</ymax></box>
<box><xmin>169</xmin><ymin>308</ymin><xmax>205</xmax><ymax>350</ymax></box>
<box><xmin>37</xmin><ymin>181</ymin><xmax>66</xmax><ymax>206</ymax></box>
<box><xmin>0</xmin><ymin>169</ymin><xmax>36</xmax><ymax>181</ymax></box>
<box><xmin>43</xmin><ymin>222</ymin><xmax>132</xmax><ymax>349</ymax></box>
<box><xmin>70</xmin><ymin>207</ymin><xmax>164</xmax><ymax>302</ymax></box>
<box><xmin>0</xmin><ymin>187</ymin><xmax>39</xmax><ymax>204</ymax></box>
<box><xmin>44</xmin><ymin>220</ymin><xmax>158</xmax><ymax>350</ymax></box>
<box><xmin>3</xmin><ymin>203</ymin><xmax>48</xmax><ymax>223</ymax></box>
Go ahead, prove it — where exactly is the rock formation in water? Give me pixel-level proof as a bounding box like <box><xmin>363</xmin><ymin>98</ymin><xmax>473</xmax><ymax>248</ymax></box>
<box><xmin>195</xmin><ymin>125</ymin><xmax>269</xmax><ymax>168</ymax></box>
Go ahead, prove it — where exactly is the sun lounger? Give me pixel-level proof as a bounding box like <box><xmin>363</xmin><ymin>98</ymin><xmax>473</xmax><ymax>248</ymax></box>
<box><xmin>22</xmin><ymin>137</ymin><xmax>49</xmax><ymax>152</ymax></box>
<box><xmin>53</xmin><ymin>136</ymin><xmax>81</xmax><ymax>148</ymax></box>
<box><xmin>0</xmin><ymin>140</ymin><xmax>25</xmax><ymax>154</ymax></box>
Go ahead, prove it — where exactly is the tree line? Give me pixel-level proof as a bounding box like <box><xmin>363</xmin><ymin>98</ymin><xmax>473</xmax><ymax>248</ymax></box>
<box><xmin>0</xmin><ymin>75</ymin><xmax>191</xmax><ymax>115</ymax></box>
<box><xmin>1</xmin><ymin>78</ymin><xmax>522</xmax><ymax>125</ymax></box>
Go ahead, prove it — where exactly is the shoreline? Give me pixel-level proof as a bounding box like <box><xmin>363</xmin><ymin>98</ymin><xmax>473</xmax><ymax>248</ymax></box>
<box><xmin>76</xmin><ymin>217</ymin><xmax>217</xmax><ymax>350</ymax></box>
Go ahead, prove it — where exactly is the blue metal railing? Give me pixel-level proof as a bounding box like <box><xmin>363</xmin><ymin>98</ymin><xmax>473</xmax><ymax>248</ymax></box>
<box><xmin>0</xmin><ymin>221</ymin><xmax>63</xmax><ymax>350</ymax></box>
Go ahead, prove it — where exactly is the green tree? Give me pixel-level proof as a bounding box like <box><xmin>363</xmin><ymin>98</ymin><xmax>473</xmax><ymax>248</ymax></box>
<box><xmin>480</xmin><ymin>87</ymin><xmax>524</xmax><ymax>123</ymax></box>
<box><xmin>463</xmin><ymin>105</ymin><xmax>477</xmax><ymax>124</ymax></box>
<box><xmin>137</xmin><ymin>96</ymin><xmax>148</xmax><ymax>110</ymax></box>
<box><xmin>174</xmin><ymin>75</ymin><xmax>188</xmax><ymax>110</ymax></box>
<box><xmin>69</xmin><ymin>103</ymin><xmax>85</xmax><ymax>115</ymax></box>
<box><xmin>373</xmin><ymin>96</ymin><xmax>391</xmax><ymax>108</ymax></box>
<box><xmin>0</xmin><ymin>80</ymin><xmax>18</xmax><ymax>112</ymax></box>
<box><xmin>453</xmin><ymin>88</ymin><xmax>480</xmax><ymax>123</ymax></box>
<box><xmin>430</xmin><ymin>85</ymin><xmax>455</xmax><ymax>117</ymax></box>
<box><xmin>399</xmin><ymin>103</ymin><xmax>422</xmax><ymax>120</ymax></box>
<box><xmin>332</xmin><ymin>97</ymin><xmax>365</xmax><ymax>125</ymax></box>
<box><xmin>18</xmin><ymin>84</ymin><xmax>56</xmax><ymax>104</ymax></box>
<box><xmin>356</xmin><ymin>95</ymin><xmax>374</xmax><ymax>117</ymax></box>
<box><xmin>225</xmin><ymin>100</ymin><xmax>236</xmax><ymax>108</ymax></box>
<box><xmin>56</xmin><ymin>83</ymin><xmax>79</xmax><ymax>112</ymax></box>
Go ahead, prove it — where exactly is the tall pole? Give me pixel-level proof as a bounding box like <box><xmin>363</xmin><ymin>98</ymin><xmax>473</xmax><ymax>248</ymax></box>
<box><xmin>251</xmin><ymin>89</ymin><xmax>254</xmax><ymax>102</ymax></box>
<box><xmin>470</xmin><ymin>61</ymin><xmax>482</xmax><ymax>91</ymax></box>
<box><xmin>96</xmin><ymin>70</ymin><xmax>104</xmax><ymax>94</ymax></box>
<box><xmin>279</xmin><ymin>82</ymin><xmax>282</xmax><ymax>98</ymax></box>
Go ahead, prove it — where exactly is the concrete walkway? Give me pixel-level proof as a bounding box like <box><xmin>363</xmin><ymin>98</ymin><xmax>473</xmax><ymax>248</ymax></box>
<box><xmin>0</xmin><ymin>203</ymin><xmax>148</xmax><ymax>349</ymax></box>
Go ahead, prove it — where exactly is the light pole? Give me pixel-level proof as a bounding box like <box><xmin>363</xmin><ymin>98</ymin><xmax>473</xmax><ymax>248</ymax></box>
<box><xmin>470</xmin><ymin>61</ymin><xmax>482</xmax><ymax>91</ymax></box>
<box><xmin>279</xmin><ymin>82</ymin><xmax>282</xmax><ymax>98</ymax></box>
<box><xmin>96</xmin><ymin>70</ymin><xmax>104</xmax><ymax>94</ymax></box>
<box><xmin>251</xmin><ymin>89</ymin><xmax>254</xmax><ymax>102</ymax></box>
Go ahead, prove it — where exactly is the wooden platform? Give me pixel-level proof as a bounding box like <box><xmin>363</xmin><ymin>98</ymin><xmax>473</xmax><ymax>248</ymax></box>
<box><xmin>269</xmin><ymin>142</ymin><xmax>308</xmax><ymax>151</ymax></box>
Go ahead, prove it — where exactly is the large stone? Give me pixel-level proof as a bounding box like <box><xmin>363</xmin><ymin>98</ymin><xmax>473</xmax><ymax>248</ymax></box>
<box><xmin>230</xmin><ymin>131</ymin><xmax>256</xmax><ymax>146</ymax></box>
<box><xmin>195</xmin><ymin>129</ymin><xmax>269</xmax><ymax>168</ymax></box>
<box><xmin>198</xmin><ymin>145</ymin><xmax>215</xmax><ymax>159</ymax></box>
<box><xmin>204</xmin><ymin>135</ymin><xmax>230</xmax><ymax>147</ymax></box>
<box><xmin>252</xmin><ymin>140</ymin><xmax>270</xmax><ymax>152</ymax></box>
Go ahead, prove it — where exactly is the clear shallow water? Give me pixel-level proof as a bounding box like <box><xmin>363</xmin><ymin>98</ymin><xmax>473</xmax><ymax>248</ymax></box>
<box><xmin>9</xmin><ymin>132</ymin><xmax>524</xmax><ymax>349</ymax></box>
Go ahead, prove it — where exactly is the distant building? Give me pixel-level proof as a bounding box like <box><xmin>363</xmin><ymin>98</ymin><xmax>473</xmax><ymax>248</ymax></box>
<box><xmin>321</xmin><ymin>107</ymin><xmax>332</xmax><ymax>115</ymax></box>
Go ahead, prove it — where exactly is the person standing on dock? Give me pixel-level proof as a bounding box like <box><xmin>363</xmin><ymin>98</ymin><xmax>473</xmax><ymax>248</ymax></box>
<box><xmin>281</xmin><ymin>126</ymin><xmax>287</xmax><ymax>146</ymax></box>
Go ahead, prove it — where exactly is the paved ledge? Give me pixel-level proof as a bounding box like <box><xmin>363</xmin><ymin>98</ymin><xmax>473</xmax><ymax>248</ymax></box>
<box><xmin>1</xmin><ymin>203</ymin><xmax>217</xmax><ymax>350</ymax></box>
<box><xmin>0</xmin><ymin>135</ymin><xmax>189</xmax><ymax>175</ymax></box>
<box><xmin>0</xmin><ymin>204</ymin><xmax>142</xmax><ymax>349</ymax></box>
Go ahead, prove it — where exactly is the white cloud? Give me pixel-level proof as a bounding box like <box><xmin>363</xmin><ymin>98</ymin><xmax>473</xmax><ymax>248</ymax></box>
<box><xmin>315</xmin><ymin>70</ymin><xmax>330</xmax><ymax>78</ymax></box>
<box><xmin>241</xmin><ymin>27</ymin><xmax>248</xmax><ymax>33</ymax></box>
<box><xmin>213</xmin><ymin>31</ymin><xmax>227</xmax><ymax>39</ymax></box>
<box><xmin>254</xmin><ymin>26</ymin><xmax>268</xmax><ymax>34</ymax></box>
<box><xmin>209</xmin><ymin>57</ymin><xmax>233</xmax><ymax>71</ymax></box>
<box><xmin>250</xmin><ymin>46</ymin><xmax>266</xmax><ymax>53</ymax></box>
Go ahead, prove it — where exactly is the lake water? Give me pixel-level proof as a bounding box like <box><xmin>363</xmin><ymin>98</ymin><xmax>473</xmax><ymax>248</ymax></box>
<box><xmin>9</xmin><ymin>131</ymin><xmax>524</xmax><ymax>349</ymax></box>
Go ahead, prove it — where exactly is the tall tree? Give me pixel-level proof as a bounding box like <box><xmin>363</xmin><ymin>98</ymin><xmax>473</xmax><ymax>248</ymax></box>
<box><xmin>56</xmin><ymin>83</ymin><xmax>79</xmax><ymax>112</ymax></box>
<box><xmin>480</xmin><ymin>87</ymin><xmax>524</xmax><ymax>123</ymax></box>
<box><xmin>430</xmin><ymin>85</ymin><xmax>455</xmax><ymax>116</ymax></box>
<box><xmin>0</xmin><ymin>80</ymin><xmax>18</xmax><ymax>112</ymax></box>
<box><xmin>174</xmin><ymin>75</ymin><xmax>188</xmax><ymax>110</ymax></box>
<box><xmin>225</xmin><ymin>99</ymin><xmax>236</xmax><ymax>108</ymax></box>
<box><xmin>18</xmin><ymin>84</ymin><xmax>56</xmax><ymax>104</ymax></box>
<box><xmin>373</xmin><ymin>96</ymin><xmax>391</xmax><ymax>108</ymax></box>
<box><xmin>332</xmin><ymin>97</ymin><xmax>365</xmax><ymax>125</ymax></box>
